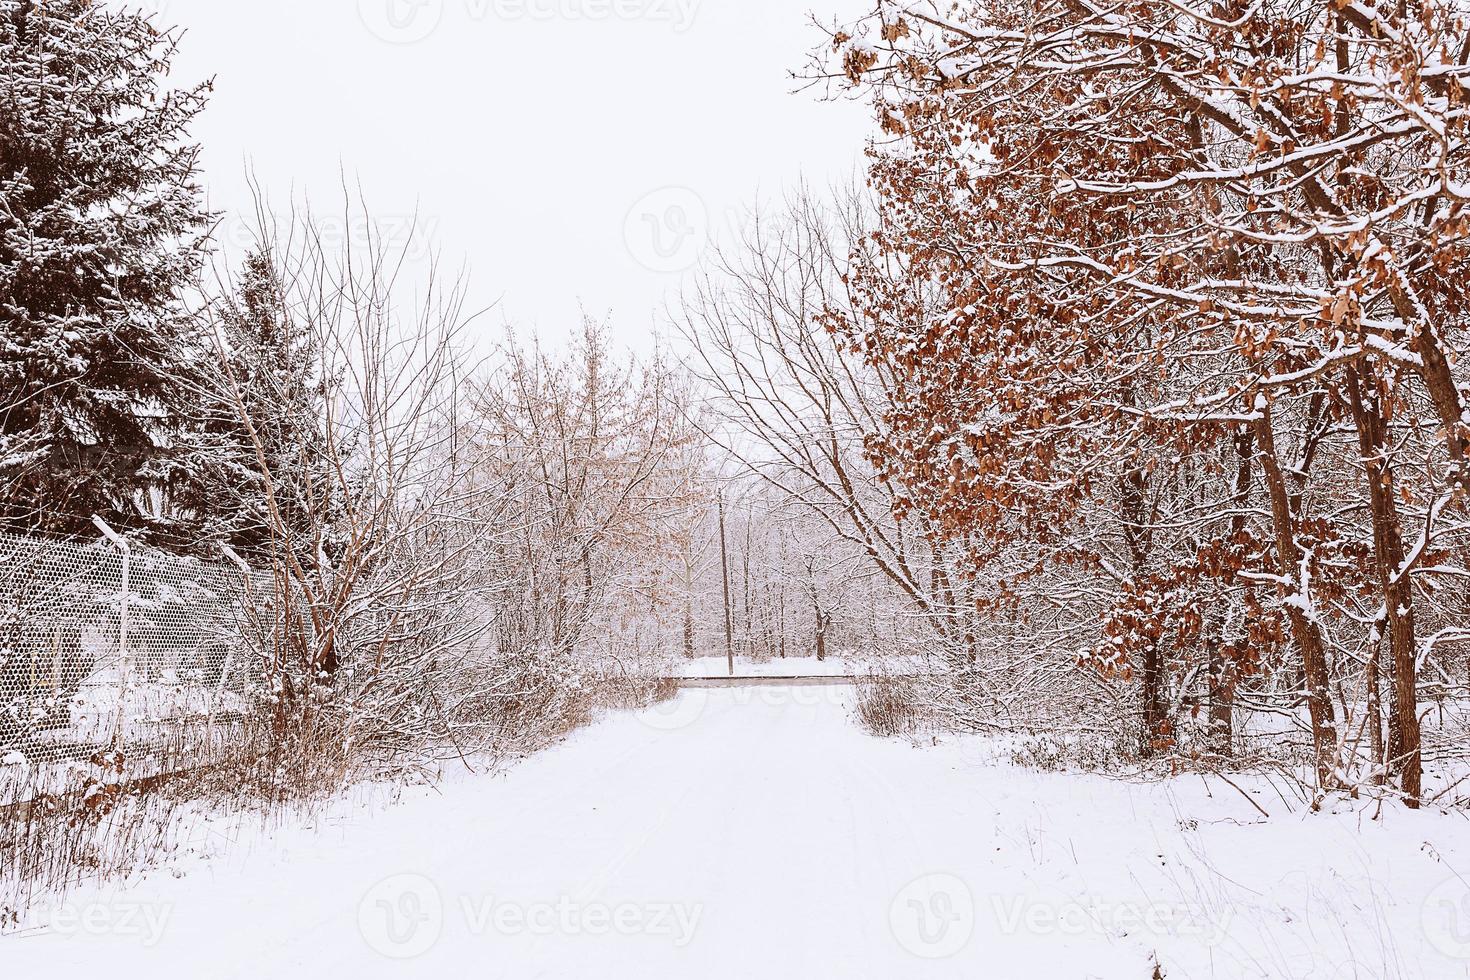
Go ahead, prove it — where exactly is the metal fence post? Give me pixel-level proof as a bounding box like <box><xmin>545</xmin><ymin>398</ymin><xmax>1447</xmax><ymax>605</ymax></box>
<box><xmin>92</xmin><ymin>516</ymin><xmax>131</xmax><ymax>749</ymax></box>
<box><xmin>210</xmin><ymin>544</ymin><xmax>253</xmax><ymax>747</ymax></box>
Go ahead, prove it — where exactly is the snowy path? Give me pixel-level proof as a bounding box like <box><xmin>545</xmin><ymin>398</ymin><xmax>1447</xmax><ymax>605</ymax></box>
<box><xmin>6</xmin><ymin>686</ymin><xmax>1468</xmax><ymax>979</ymax></box>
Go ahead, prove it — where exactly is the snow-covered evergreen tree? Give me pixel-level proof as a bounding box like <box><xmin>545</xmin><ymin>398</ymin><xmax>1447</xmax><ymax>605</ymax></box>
<box><xmin>0</xmin><ymin>0</ymin><xmax>213</xmax><ymax>544</ymax></box>
<box><xmin>196</xmin><ymin>249</ymin><xmax>331</xmax><ymax>555</ymax></box>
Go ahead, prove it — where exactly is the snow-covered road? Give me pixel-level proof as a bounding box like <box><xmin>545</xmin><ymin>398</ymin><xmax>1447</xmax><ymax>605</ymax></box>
<box><xmin>6</xmin><ymin>685</ymin><xmax>1468</xmax><ymax>978</ymax></box>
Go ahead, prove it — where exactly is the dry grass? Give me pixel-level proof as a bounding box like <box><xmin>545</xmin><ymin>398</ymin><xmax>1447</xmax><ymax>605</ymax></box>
<box><xmin>0</xmin><ymin>702</ymin><xmax>361</xmax><ymax>925</ymax></box>
<box><xmin>854</xmin><ymin>673</ymin><xmax>928</xmax><ymax>738</ymax></box>
<box><xmin>0</xmin><ymin>658</ymin><xmax>678</xmax><ymax>928</ymax></box>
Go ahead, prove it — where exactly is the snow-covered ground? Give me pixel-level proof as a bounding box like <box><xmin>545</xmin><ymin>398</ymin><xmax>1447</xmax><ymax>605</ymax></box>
<box><xmin>5</xmin><ymin>685</ymin><xmax>1469</xmax><ymax>979</ymax></box>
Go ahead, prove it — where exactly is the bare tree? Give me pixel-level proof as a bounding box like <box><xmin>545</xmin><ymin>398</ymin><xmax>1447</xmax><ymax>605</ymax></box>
<box><xmin>202</xmin><ymin>193</ymin><xmax>539</xmax><ymax>777</ymax></box>
<box><xmin>468</xmin><ymin>319</ymin><xmax>707</xmax><ymax>680</ymax></box>
<box><xmin>677</xmin><ymin>189</ymin><xmax>985</xmax><ymax>667</ymax></box>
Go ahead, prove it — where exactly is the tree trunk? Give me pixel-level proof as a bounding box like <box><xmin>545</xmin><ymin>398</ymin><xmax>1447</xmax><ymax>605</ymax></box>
<box><xmin>1345</xmin><ymin>365</ymin><xmax>1421</xmax><ymax>806</ymax></box>
<box><xmin>777</xmin><ymin>583</ymin><xmax>787</xmax><ymax>659</ymax></box>
<box><xmin>1254</xmin><ymin>401</ymin><xmax>1339</xmax><ymax>790</ymax></box>
<box><xmin>814</xmin><ymin>605</ymin><xmax>828</xmax><ymax>662</ymax></box>
<box><xmin>1209</xmin><ymin>428</ymin><xmax>1254</xmax><ymax>756</ymax></box>
<box><xmin>718</xmin><ymin>492</ymin><xmax>734</xmax><ymax>676</ymax></box>
<box><xmin>1120</xmin><ymin>466</ymin><xmax>1167</xmax><ymax>753</ymax></box>
<box><xmin>1367</xmin><ymin>636</ymin><xmax>1386</xmax><ymax>787</ymax></box>
<box><xmin>1141</xmin><ymin>643</ymin><xmax>1167</xmax><ymax>757</ymax></box>
<box><xmin>682</xmin><ymin>600</ymin><xmax>695</xmax><ymax>659</ymax></box>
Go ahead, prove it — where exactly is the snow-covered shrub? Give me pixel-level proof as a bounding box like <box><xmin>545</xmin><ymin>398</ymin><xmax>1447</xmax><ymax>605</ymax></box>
<box><xmin>854</xmin><ymin>673</ymin><xmax>928</xmax><ymax>738</ymax></box>
<box><xmin>1006</xmin><ymin>732</ymin><xmax>1132</xmax><ymax>774</ymax></box>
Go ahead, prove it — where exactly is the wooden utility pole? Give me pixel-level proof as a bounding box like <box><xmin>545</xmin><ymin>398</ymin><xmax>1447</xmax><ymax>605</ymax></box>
<box><xmin>718</xmin><ymin>489</ymin><xmax>734</xmax><ymax>677</ymax></box>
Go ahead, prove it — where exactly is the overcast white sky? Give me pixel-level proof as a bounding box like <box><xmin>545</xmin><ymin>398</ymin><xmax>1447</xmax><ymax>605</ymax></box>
<box><xmin>148</xmin><ymin>0</ymin><xmax>872</xmax><ymax>353</ymax></box>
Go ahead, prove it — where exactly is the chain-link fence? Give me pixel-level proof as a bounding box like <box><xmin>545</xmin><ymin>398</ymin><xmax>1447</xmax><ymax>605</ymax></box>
<box><xmin>0</xmin><ymin>529</ymin><xmax>265</xmax><ymax>772</ymax></box>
